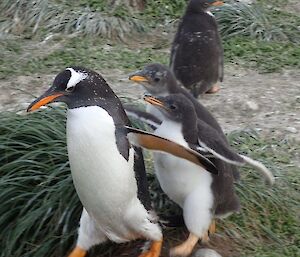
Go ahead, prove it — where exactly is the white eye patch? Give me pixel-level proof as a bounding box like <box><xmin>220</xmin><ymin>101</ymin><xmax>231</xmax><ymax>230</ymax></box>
<box><xmin>206</xmin><ymin>11</ymin><xmax>214</xmax><ymax>17</ymax></box>
<box><xmin>66</xmin><ymin>68</ymin><xmax>88</xmax><ymax>89</ymax></box>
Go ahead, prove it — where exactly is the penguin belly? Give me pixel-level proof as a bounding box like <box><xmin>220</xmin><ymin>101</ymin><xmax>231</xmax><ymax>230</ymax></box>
<box><xmin>153</xmin><ymin>120</ymin><xmax>213</xmax><ymax>208</ymax></box>
<box><xmin>66</xmin><ymin>106</ymin><xmax>149</xmax><ymax>243</ymax></box>
<box><xmin>154</xmin><ymin>152</ymin><xmax>213</xmax><ymax>208</ymax></box>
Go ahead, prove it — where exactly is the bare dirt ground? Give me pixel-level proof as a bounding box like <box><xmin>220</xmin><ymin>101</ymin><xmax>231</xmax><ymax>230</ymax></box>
<box><xmin>87</xmin><ymin>229</ymin><xmax>236</xmax><ymax>257</ymax></box>
<box><xmin>1</xmin><ymin>65</ymin><xmax>299</xmax><ymax>142</ymax></box>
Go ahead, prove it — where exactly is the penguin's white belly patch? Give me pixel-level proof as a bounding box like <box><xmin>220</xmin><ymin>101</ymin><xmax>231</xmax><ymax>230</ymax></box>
<box><xmin>154</xmin><ymin>120</ymin><xmax>213</xmax><ymax>207</ymax></box>
<box><xmin>154</xmin><ymin>153</ymin><xmax>212</xmax><ymax>207</ymax></box>
<box><xmin>66</xmin><ymin>106</ymin><xmax>141</xmax><ymax>242</ymax></box>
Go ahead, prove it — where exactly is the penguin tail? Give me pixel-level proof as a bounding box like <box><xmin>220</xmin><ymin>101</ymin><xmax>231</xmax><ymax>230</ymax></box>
<box><xmin>239</xmin><ymin>154</ymin><xmax>275</xmax><ymax>186</ymax></box>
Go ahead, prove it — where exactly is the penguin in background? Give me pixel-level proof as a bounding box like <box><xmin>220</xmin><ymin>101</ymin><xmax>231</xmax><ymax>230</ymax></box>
<box><xmin>27</xmin><ymin>67</ymin><xmax>217</xmax><ymax>257</ymax></box>
<box><xmin>140</xmin><ymin>93</ymin><xmax>274</xmax><ymax>257</ymax></box>
<box><xmin>170</xmin><ymin>0</ymin><xmax>224</xmax><ymax>97</ymax></box>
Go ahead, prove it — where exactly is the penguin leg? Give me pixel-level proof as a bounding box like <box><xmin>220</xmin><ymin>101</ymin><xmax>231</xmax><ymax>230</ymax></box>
<box><xmin>170</xmin><ymin>187</ymin><xmax>213</xmax><ymax>256</ymax></box>
<box><xmin>138</xmin><ymin>240</ymin><xmax>163</xmax><ymax>257</ymax></box>
<box><xmin>68</xmin><ymin>209</ymin><xmax>107</xmax><ymax>257</ymax></box>
<box><xmin>124</xmin><ymin>200</ymin><xmax>163</xmax><ymax>256</ymax></box>
<box><xmin>208</xmin><ymin>220</ymin><xmax>216</xmax><ymax>235</ymax></box>
<box><xmin>68</xmin><ymin>246</ymin><xmax>87</xmax><ymax>257</ymax></box>
<box><xmin>170</xmin><ymin>233</ymin><xmax>199</xmax><ymax>257</ymax></box>
<box><xmin>206</xmin><ymin>84</ymin><xmax>220</xmax><ymax>94</ymax></box>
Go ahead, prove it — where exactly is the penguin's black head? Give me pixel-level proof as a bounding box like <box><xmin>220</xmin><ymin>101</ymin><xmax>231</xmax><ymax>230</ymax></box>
<box><xmin>144</xmin><ymin>94</ymin><xmax>197</xmax><ymax>123</ymax></box>
<box><xmin>27</xmin><ymin>66</ymin><xmax>117</xmax><ymax>112</ymax></box>
<box><xmin>129</xmin><ymin>63</ymin><xmax>176</xmax><ymax>95</ymax></box>
<box><xmin>187</xmin><ymin>0</ymin><xmax>223</xmax><ymax>13</ymax></box>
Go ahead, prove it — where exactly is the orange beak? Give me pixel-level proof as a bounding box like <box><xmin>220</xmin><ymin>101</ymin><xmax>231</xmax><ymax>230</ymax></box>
<box><xmin>27</xmin><ymin>93</ymin><xmax>63</xmax><ymax>112</ymax></box>
<box><xmin>211</xmin><ymin>1</ymin><xmax>224</xmax><ymax>7</ymax></box>
<box><xmin>129</xmin><ymin>75</ymin><xmax>149</xmax><ymax>82</ymax></box>
<box><xmin>143</xmin><ymin>95</ymin><xmax>166</xmax><ymax>109</ymax></box>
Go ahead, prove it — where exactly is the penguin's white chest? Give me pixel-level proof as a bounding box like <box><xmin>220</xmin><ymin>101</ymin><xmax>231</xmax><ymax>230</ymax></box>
<box><xmin>153</xmin><ymin>120</ymin><xmax>213</xmax><ymax>207</ymax></box>
<box><xmin>146</xmin><ymin>104</ymin><xmax>165</xmax><ymax>121</ymax></box>
<box><xmin>66</xmin><ymin>106</ymin><xmax>137</xmax><ymax>241</ymax></box>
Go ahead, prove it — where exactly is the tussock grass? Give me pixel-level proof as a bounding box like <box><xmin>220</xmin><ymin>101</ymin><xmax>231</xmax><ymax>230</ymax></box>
<box><xmin>2</xmin><ymin>0</ymin><xmax>299</xmax><ymax>44</ymax></box>
<box><xmin>0</xmin><ymin>108</ymin><xmax>81</xmax><ymax>257</ymax></box>
<box><xmin>223</xmin><ymin>130</ymin><xmax>299</xmax><ymax>256</ymax></box>
<box><xmin>0</xmin><ymin>109</ymin><xmax>299</xmax><ymax>257</ymax></box>
<box><xmin>0</xmin><ymin>0</ymin><xmax>144</xmax><ymax>39</ymax></box>
<box><xmin>214</xmin><ymin>1</ymin><xmax>300</xmax><ymax>43</ymax></box>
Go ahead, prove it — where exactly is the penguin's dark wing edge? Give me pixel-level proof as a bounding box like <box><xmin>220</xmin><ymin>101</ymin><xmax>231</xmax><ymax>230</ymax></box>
<box><xmin>194</xmin><ymin>122</ymin><xmax>274</xmax><ymax>185</ymax></box>
<box><xmin>133</xmin><ymin>146</ymin><xmax>152</xmax><ymax>211</ymax></box>
<box><xmin>215</xmin><ymin>27</ymin><xmax>224</xmax><ymax>82</ymax></box>
<box><xmin>123</xmin><ymin>126</ymin><xmax>218</xmax><ymax>175</ymax></box>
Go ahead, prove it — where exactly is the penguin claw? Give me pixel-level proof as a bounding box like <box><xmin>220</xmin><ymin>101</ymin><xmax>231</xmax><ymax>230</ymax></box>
<box><xmin>208</xmin><ymin>220</ymin><xmax>216</xmax><ymax>235</ymax></box>
<box><xmin>170</xmin><ymin>233</ymin><xmax>199</xmax><ymax>257</ymax></box>
<box><xmin>201</xmin><ymin>231</ymin><xmax>210</xmax><ymax>244</ymax></box>
<box><xmin>170</xmin><ymin>244</ymin><xmax>192</xmax><ymax>257</ymax></box>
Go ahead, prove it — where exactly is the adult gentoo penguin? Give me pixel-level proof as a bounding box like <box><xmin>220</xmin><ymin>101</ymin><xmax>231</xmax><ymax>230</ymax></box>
<box><xmin>27</xmin><ymin>66</ymin><xmax>217</xmax><ymax>257</ymax></box>
<box><xmin>129</xmin><ymin>63</ymin><xmax>240</xmax><ymax>181</ymax></box>
<box><xmin>141</xmin><ymin>94</ymin><xmax>274</xmax><ymax>257</ymax></box>
<box><xmin>170</xmin><ymin>0</ymin><xmax>224</xmax><ymax>97</ymax></box>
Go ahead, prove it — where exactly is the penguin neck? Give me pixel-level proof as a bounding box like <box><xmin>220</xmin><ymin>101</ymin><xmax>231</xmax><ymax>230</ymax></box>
<box><xmin>67</xmin><ymin>86</ymin><xmax>130</xmax><ymax>127</ymax></box>
<box><xmin>180</xmin><ymin>115</ymin><xmax>198</xmax><ymax>144</ymax></box>
<box><xmin>159</xmin><ymin>114</ymin><xmax>198</xmax><ymax>145</ymax></box>
<box><xmin>167</xmin><ymin>76</ymin><xmax>182</xmax><ymax>94</ymax></box>
<box><xmin>186</xmin><ymin>3</ymin><xmax>206</xmax><ymax>14</ymax></box>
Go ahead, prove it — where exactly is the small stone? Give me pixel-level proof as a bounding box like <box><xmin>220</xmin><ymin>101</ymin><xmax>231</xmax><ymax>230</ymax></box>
<box><xmin>246</xmin><ymin>101</ymin><xmax>259</xmax><ymax>111</ymax></box>
<box><xmin>102</xmin><ymin>44</ymin><xmax>112</xmax><ymax>51</ymax></box>
<box><xmin>192</xmin><ymin>248</ymin><xmax>222</xmax><ymax>257</ymax></box>
<box><xmin>285</xmin><ymin>127</ymin><xmax>297</xmax><ymax>133</ymax></box>
<box><xmin>238</xmin><ymin>0</ymin><xmax>255</xmax><ymax>4</ymax></box>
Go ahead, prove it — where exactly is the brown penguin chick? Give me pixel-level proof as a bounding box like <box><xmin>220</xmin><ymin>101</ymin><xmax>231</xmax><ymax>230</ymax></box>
<box><xmin>170</xmin><ymin>0</ymin><xmax>224</xmax><ymax>97</ymax></box>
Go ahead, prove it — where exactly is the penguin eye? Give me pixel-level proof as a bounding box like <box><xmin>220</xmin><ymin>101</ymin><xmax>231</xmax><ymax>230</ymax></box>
<box><xmin>65</xmin><ymin>86</ymin><xmax>75</xmax><ymax>92</ymax></box>
<box><xmin>154</xmin><ymin>77</ymin><xmax>160</xmax><ymax>82</ymax></box>
<box><xmin>169</xmin><ymin>104</ymin><xmax>177</xmax><ymax>110</ymax></box>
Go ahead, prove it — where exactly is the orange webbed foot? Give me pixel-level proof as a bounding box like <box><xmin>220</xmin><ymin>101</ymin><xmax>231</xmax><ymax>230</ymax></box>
<box><xmin>68</xmin><ymin>246</ymin><xmax>87</xmax><ymax>257</ymax></box>
<box><xmin>170</xmin><ymin>233</ymin><xmax>199</xmax><ymax>257</ymax></box>
<box><xmin>138</xmin><ymin>240</ymin><xmax>163</xmax><ymax>257</ymax></box>
<box><xmin>206</xmin><ymin>85</ymin><xmax>220</xmax><ymax>94</ymax></box>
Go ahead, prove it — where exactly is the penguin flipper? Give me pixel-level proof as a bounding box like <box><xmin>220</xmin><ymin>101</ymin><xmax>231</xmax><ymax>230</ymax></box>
<box><xmin>124</xmin><ymin>105</ymin><xmax>161</xmax><ymax>130</ymax></box>
<box><xmin>124</xmin><ymin>126</ymin><xmax>218</xmax><ymax>175</ymax></box>
<box><xmin>133</xmin><ymin>146</ymin><xmax>152</xmax><ymax>211</ymax></box>
<box><xmin>195</xmin><ymin>122</ymin><xmax>274</xmax><ymax>185</ymax></box>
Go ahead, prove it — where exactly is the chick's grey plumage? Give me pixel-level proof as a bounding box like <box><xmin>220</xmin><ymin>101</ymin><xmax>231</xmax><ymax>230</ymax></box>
<box><xmin>147</xmin><ymin>94</ymin><xmax>241</xmax><ymax>217</ymax></box>
<box><xmin>140</xmin><ymin>93</ymin><xmax>240</xmax><ymax>256</ymax></box>
<box><xmin>129</xmin><ymin>63</ymin><xmax>240</xmax><ymax>181</ymax></box>
<box><xmin>170</xmin><ymin>0</ymin><xmax>224</xmax><ymax>97</ymax></box>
